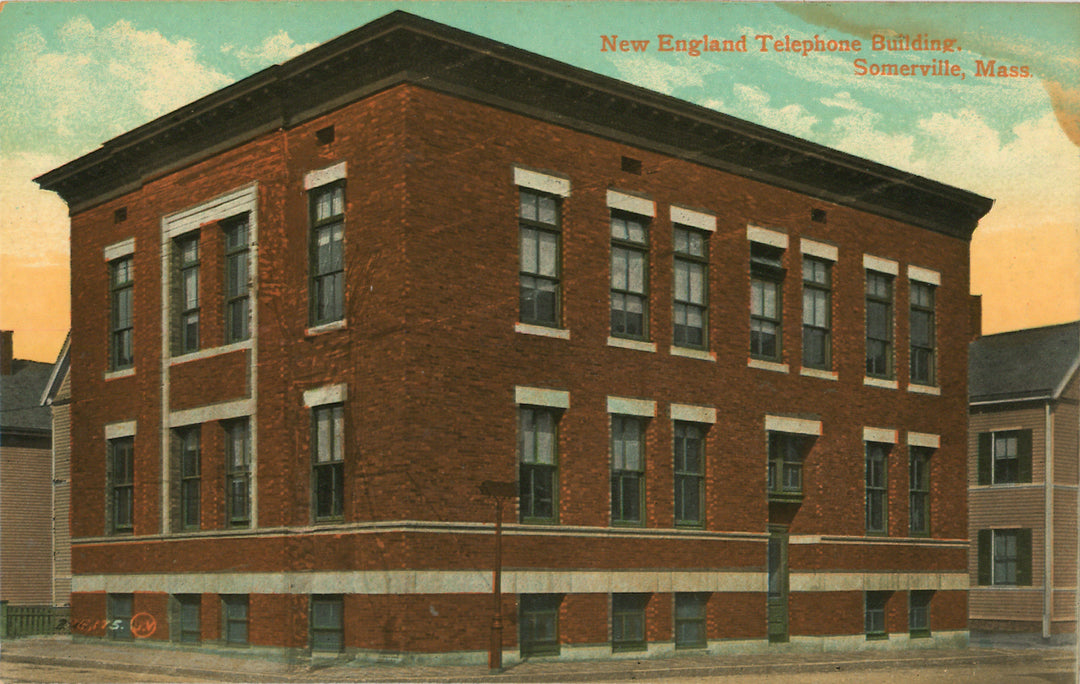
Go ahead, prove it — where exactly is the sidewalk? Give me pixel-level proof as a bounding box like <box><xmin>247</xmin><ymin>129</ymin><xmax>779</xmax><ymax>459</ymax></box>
<box><xmin>2</xmin><ymin>635</ymin><xmax>1076</xmax><ymax>683</ymax></box>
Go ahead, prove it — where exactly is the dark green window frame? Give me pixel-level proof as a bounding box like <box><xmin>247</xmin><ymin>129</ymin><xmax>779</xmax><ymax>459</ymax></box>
<box><xmin>909</xmin><ymin>282</ymin><xmax>936</xmax><ymax>385</ymax></box>
<box><xmin>312</xmin><ymin>404</ymin><xmax>345</xmax><ymax>522</ymax></box>
<box><xmin>222</xmin><ymin>594</ymin><xmax>249</xmax><ymax>646</ymax></box>
<box><xmin>865</xmin><ymin>271</ymin><xmax>894</xmax><ymax>378</ymax></box>
<box><xmin>977</xmin><ymin>430</ymin><xmax>1033</xmax><ymax>485</ymax></box>
<box><xmin>767</xmin><ymin>432</ymin><xmax>804</xmax><ymax>502</ymax></box>
<box><xmin>519</xmin><ymin>406</ymin><xmax>558</xmax><ymax>523</ymax></box>
<box><xmin>519</xmin><ymin>189</ymin><xmax>561</xmax><ymax>327</ymax></box>
<box><xmin>611</xmin><ymin>415</ymin><xmax>646</xmax><ymax>525</ymax></box>
<box><xmin>674</xmin><ymin>593</ymin><xmax>708</xmax><ymax>649</ymax></box>
<box><xmin>610</xmin><ymin>212</ymin><xmax>650</xmax><ymax>340</ymax></box>
<box><xmin>673</xmin><ymin>226</ymin><xmax>708</xmax><ymax>349</ymax></box>
<box><xmin>223</xmin><ymin>217</ymin><xmax>251</xmax><ymax>344</ymax></box>
<box><xmin>801</xmin><ymin>257</ymin><xmax>831</xmax><ymax>370</ymax></box>
<box><xmin>977</xmin><ymin>528</ymin><xmax>1033</xmax><ymax>586</ymax></box>
<box><xmin>109</xmin><ymin>256</ymin><xmax>134</xmax><ymax>370</ymax></box>
<box><xmin>108</xmin><ymin>437</ymin><xmax>134</xmax><ymax>534</ymax></box>
<box><xmin>107</xmin><ymin>593</ymin><xmax>133</xmax><ymax>641</ymax></box>
<box><xmin>865</xmin><ymin>591</ymin><xmax>889</xmax><ymax>639</ymax></box>
<box><xmin>909</xmin><ymin>590</ymin><xmax>932</xmax><ymax>637</ymax></box>
<box><xmin>176</xmin><ymin>427</ymin><xmax>200</xmax><ymax>531</ymax></box>
<box><xmin>750</xmin><ymin>242</ymin><xmax>784</xmax><ymax>361</ymax></box>
<box><xmin>519</xmin><ymin>594</ymin><xmax>561</xmax><ymax>657</ymax></box>
<box><xmin>224</xmin><ymin>419</ymin><xmax>251</xmax><ymax>528</ymax></box>
<box><xmin>175</xmin><ymin>234</ymin><xmax>200</xmax><ymax>354</ymax></box>
<box><xmin>611</xmin><ymin>593</ymin><xmax>648</xmax><ymax>652</ymax></box>
<box><xmin>309</xmin><ymin>182</ymin><xmax>345</xmax><ymax>326</ymax></box>
<box><xmin>674</xmin><ymin>421</ymin><xmax>705</xmax><ymax>526</ymax></box>
<box><xmin>310</xmin><ymin>594</ymin><xmax>343</xmax><ymax>653</ymax></box>
<box><xmin>172</xmin><ymin>594</ymin><xmax>201</xmax><ymax>644</ymax></box>
<box><xmin>865</xmin><ymin>442</ymin><xmax>889</xmax><ymax>535</ymax></box>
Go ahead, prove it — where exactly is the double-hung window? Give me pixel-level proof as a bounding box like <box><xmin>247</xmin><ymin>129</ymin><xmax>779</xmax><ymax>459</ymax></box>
<box><xmin>519</xmin><ymin>594</ymin><xmax>560</xmax><ymax>657</ymax></box>
<box><xmin>110</xmin><ymin>256</ymin><xmax>135</xmax><ymax>370</ymax></box>
<box><xmin>173</xmin><ymin>594</ymin><xmax>200</xmax><ymax>644</ymax></box>
<box><xmin>519</xmin><ymin>190</ymin><xmax>561</xmax><ymax>327</ymax></box>
<box><xmin>909</xmin><ymin>282</ymin><xmax>936</xmax><ymax>385</ymax></box>
<box><xmin>176</xmin><ymin>427</ymin><xmax>200</xmax><ymax>531</ymax></box>
<box><xmin>977</xmin><ymin>430</ymin><xmax>1032</xmax><ymax>485</ymax></box>
<box><xmin>175</xmin><ymin>235</ymin><xmax>200</xmax><ymax>354</ymax></box>
<box><xmin>109</xmin><ymin>437</ymin><xmax>134</xmax><ymax>534</ymax></box>
<box><xmin>309</xmin><ymin>183</ymin><xmax>345</xmax><ymax>326</ymax></box>
<box><xmin>673</xmin><ymin>422</ymin><xmax>704</xmax><ymax>526</ymax></box>
<box><xmin>611</xmin><ymin>415</ymin><xmax>645</xmax><ymax>525</ymax></box>
<box><xmin>674</xmin><ymin>593</ymin><xmax>708</xmax><ymax>649</ymax></box>
<box><xmin>766</xmin><ymin>433</ymin><xmax>804</xmax><ymax>502</ymax></box>
<box><xmin>310</xmin><ymin>595</ymin><xmax>343</xmax><ymax>653</ymax></box>
<box><xmin>865</xmin><ymin>442</ymin><xmax>889</xmax><ymax>534</ymax></box>
<box><xmin>107</xmin><ymin>594</ymin><xmax>133</xmax><ymax>640</ymax></box>
<box><xmin>312</xmin><ymin>404</ymin><xmax>345</xmax><ymax>521</ymax></box>
<box><xmin>519</xmin><ymin>406</ymin><xmax>558</xmax><ymax>523</ymax></box>
<box><xmin>909</xmin><ymin>591</ymin><xmax>932</xmax><ymax>637</ymax></box>
<box><xmin>908</xmin><ymin>447</ymin><xmax>931</xmax><ymax>536</ymax></box>
<box><xmin>612</xmin><ymin>594</ymin><xmax>648</xmax><ymax>652</ymax></box>
<box><xmin>222</xmin><ymin>595</ymin><xmax>249</xmax><ymax>646</ymax></box>
<box><xmin>224</xmin><ymin>217</ymin><xmax>251</xmax><ymax>343</ymax></box>
<box><xmin>673</xmin><ymin>226</ymin><xmax>708</xmax><ymax>348</ymax></box>
<box><xmin>864</xmin><ymin>591</ymin><xmax>889</xmax><ymax>639</ymax></box>
<box><xmin>224</xmin><ymin>419</ymin><xmax>251</xmax><ymax>528</ymax></box>
<box><xmin>801</xmin><ymin>257</ymin><xmax>831</xmax><ymax>369</ymax></box>
<box><xmin>610</xmin><ymin>212</ymin><xmax>650</xmax><ymax>339</ymax></box>
<box><xmin>865</xmin><ymin>271</ymin><xmax>894</xmax><ymax>378</ymax></box>
<box><xmin>977</xmin><ymin>528</ymin><xmax>1033</xmax><ymax>586</ymax></box>
<box><xmin>750</xmin><ymin>242</ymin><xmax>784</xmax><ymax>361</ymax></box>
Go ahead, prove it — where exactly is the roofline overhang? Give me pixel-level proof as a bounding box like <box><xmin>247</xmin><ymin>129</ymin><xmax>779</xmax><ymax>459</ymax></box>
<box><xmin>40</xmin><ymin>331</ymin><xmax>71</xmax><ymax>407</ymax></box>
<box><xmin>35</xmin><ymin>11</ymin><xmax>993</xmax><ymax>237</ymax></box>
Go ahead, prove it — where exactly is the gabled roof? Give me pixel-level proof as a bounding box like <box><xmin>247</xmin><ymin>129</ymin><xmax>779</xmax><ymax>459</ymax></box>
<box><xmin>0</xmin><ymin>359</ymin><xmax>53</xmax><ymax>434</ymax></box>
<box><xmin>40</xmin><ymin>331</ymin><xmax>71</xmax><ymax>407</ymax></box>
<box><xmin>36</xmin><ymin>11</ymin><xmax>992</xmax><ymax>238</ymax></box>
<box><xmin>969</xmin><ymin>321</ymin><xmax>1080</xmax><ymax>404</ymax></box>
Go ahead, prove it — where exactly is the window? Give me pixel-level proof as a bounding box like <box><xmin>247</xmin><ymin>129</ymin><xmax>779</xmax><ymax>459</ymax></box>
<box><xmin>175</xmin><ymin>235</ymin><xmax>200</xmax><ymax>354</ymax></box>
<box><xmin>519</xmin><ymin>406</ymin><xmax>558</xmax><ymax>523</ymax></box>
<box><xmin>977</xmin><ymin>430</ymin><xmax>1033</xmax><ymax>485</ymax></box>
<box><xmin>611</xmin><ymin>415</ymin><xmax>645</xmax><ymax>524</ymax></box>
<box><xmin>611</xmin><ymin>594</ymin><xmax>648</xmax><ymax>652</ymax></box>
<box><xmin>176</xmin><ymin>427</ymin><xmax>200</xmax><ymax>531</ymax></box>
<box><xmin>767</xmin><ymin>433</ymin><xmax>804</xmax><ymax>502</ymax></box>
<box><xmin>977</xmin><ymin>528</ymin><xmax>1033</xmax><ymax>586</ymax></box>
<box><xmin>610</xmin><ymin>212</ymin><xmax>649</xmax><ymax>339</ymax></box>
<box><xmin>802</xmin><ymin>257</ymin><xmax>831</xmax><ymax>369</ymax></box>
<box><xmin>224</xmin><ymin>420</ymin><xmax>251</xmax><ymax>528</ymax></box>
<box><xmin>310</xmin><ymin>595</ymin><xmax>343</xmax><ymax>653</ymax></box>
<box><xmin>108</xmin><ymin>437</ymin><xmax>134</xmax><ymax>534</ymax></box>
<box><xmin>865</xmin><ymin>271</ymin><xmax>894</xmax><ymax>378</ymax></box>
<box><xmin>750</xmin><ymin>243</ymin><xmax>784</xmax><ymax>361</ymax></box>
<box><xmin>865</xmin><ymin>591</ymin><xmax>889</xmax><ymax>639</ymax></box>
<box><xmin>309</xmin><ymin>183</ymin><xmax>345</xmax><ymax>325</ymax></box>
<box><xmin>519</xmin><ymin>594</ymin><xmax>560</xmax><ymax>657</ymax></box>
<box><xmin>312</xmin><ymin>404</ymin><xmax>344</xmax><ymax>521</ymax></box>
<box><xmin>107</xmin><ymin>593</ymin><xmax>133</xmax><ymax>641</ymax></box>
<box><xmin>110</xmin><ymin>256</ymin><xmax>134</xmax><ymax>370</ymax></box>
<box><xmin>909</xmin><ymin>282</ymin><xmax>936</xmax><ymax>385</ymax></box>
<box><xmin>173</xmin><ymin>594</ymin><xmax>200</xmax><ymax>644</ymax></box>
<box><xmin>673</xmin><ymin>226</ymin><xmax>708</xmax><ymax>348</ymax></box>
<box><xmin>519</xmin><ymin>189</ymin><xmax>561</xmax><ymax>327</ymax></box>
<box><xmin>865</xmin><ymin>442</ymin><xmax>889</xmax><ymax>534</ymax></box>
<box><xmin>909</xmin><ymin>591</ymin><xmax>932</xmax><ymax>637</ymax></box>
<box><xmin>909</xmin><ymin>447</ymin><xmax>931</xmax><ymax>536</ymax></box>
<box><xmin>224</xmin><ymin>218</ymin><xmax>250</xmax><ymax>343</ymax></box>
<box><xmin>674</xmin><ymin>593</ymin><xmax>708</xmax><ymax>649</ymax></box>
<box><xmin>222</xmin><ymin>595</ymin><xmax>249</xmax><ymax>646</ymax></box>
<box><xmin>673</xmin><ymin>422</ymin><xmax>705</xmax><ymax>526</ymax></box>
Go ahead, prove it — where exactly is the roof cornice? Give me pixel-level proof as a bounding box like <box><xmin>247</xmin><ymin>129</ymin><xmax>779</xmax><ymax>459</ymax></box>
<box><xmin>36</xmin><ymin>11</ymin><xmax>992</xmax><ymax>237</ymax></box>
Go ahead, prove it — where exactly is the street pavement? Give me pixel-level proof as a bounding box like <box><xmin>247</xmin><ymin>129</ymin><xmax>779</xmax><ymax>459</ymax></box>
<box><xmin>1</xmin><ymin>635</ymin><xmax>1076</xmax><ymax>683</ymax></box>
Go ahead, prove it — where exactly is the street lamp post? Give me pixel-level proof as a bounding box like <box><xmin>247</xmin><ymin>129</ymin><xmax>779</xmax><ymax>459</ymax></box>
<box><xmin>479</xmin><ymin>480</ymin><xmax>516</xmax><ymax>672</ymax></box>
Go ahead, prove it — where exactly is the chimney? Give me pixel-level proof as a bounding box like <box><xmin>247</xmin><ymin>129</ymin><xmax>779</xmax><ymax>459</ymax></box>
<box><xmin>1</xmin><ymin>330</ymin><xmax>12</xmax><ymax>375</ymax></box>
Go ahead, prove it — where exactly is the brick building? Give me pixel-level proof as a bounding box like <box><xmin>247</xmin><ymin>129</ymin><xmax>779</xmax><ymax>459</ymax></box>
<box><xmin>36</xmin><ymin>12</ymin><xmax>992</xmax><ymax>663</ymax></box>
<box><xmin>968</xmin><ymin>322</ymin><xmax>1079</xmax><ymax>643</ymax></box>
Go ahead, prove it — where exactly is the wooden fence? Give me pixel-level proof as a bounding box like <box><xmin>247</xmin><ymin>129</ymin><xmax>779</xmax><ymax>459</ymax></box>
<box><xmin>0</xmin><ymin>602</ymin><xmax>70</xmax><ymax>638</ymax></box>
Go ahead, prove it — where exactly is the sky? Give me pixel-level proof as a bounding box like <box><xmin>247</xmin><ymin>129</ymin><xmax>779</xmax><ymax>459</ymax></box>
<box><xmin>1</xmin><ymin>1</ymin><xmax>1077</xmax><ymax>363</ymax></box>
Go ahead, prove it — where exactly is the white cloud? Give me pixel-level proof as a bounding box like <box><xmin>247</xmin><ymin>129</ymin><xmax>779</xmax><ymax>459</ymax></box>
<box><xmin>0</xmin><ymin>18</ymin><xmax>233</xmax><ymax>157</ymax></box>
<box><xmin>222</xmin><ymin>31</ymin><xmax>318</xmax><ymax>70</ymax></box>
<box><xmin>608</xmin><ymin>54</ymin><xmax>715</xmax><ymax>95</ymax></box>
<box><xmin>728</xmin><ymin>84</ymin><xmax>818</xmax><ymax>138</ymax></box>
<box><xmin>0</xmin><ymin>153</ymin><xmax>69</xmax><ymax>267</ymax></box>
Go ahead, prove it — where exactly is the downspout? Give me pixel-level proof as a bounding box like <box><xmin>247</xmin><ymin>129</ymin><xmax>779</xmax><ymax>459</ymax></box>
<box><xmin>1043</xmin><ymin>400</ymin><xmax>1053</xmax><ymax>640</ymax></box>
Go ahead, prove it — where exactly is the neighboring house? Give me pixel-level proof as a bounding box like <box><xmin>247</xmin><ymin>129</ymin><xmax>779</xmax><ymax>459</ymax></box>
<box><xmin>35</xmin><ymin>13</ymin><xmax>992</xmax><ymax>663</ymax></box>
<box><xmin>969</xmin><ymin>321</ymin><xmax>1079</xmax><ymax>642</ymax></box>
<box><xmin>41</xmin><ymin>333</ymin><xmax>72</xmax><ymax>608</ymax></box>
<box><xmin>0</xmin><ymin>330</ymin><xmax>55</xmax><ymax>606</ymax></box>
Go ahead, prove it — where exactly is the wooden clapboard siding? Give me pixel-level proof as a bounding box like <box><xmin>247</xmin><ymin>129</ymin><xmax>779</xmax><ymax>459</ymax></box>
<box><xmin>969</xmin><ymin>405</ymin><xmax>1046</xmax><ymax>487</ymax></box>
<box><xmin>51</xmin><ymin>372</ymin><xmax>72</xmax><ymax>606</ymax></box>
<box><xmin>969</xmin><ymin>587</ymin><xmax>1043</xmax><ymax>621</ymax></box>
<box><xmin>0</xmin><ymin>445</ymin><xmax>53</xmax><ymax>605</ymax></box>
<box><xmin>1054</xmin><ymin>373</ymin><xmax>1078</xmax><ymax>487</ymax></box>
